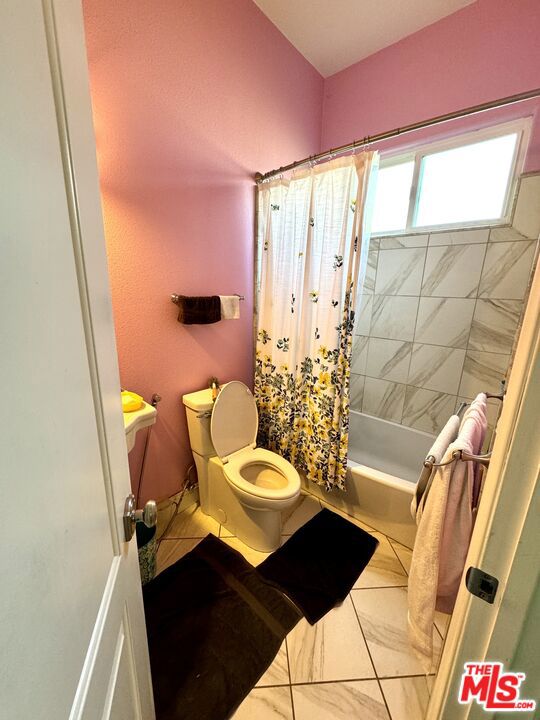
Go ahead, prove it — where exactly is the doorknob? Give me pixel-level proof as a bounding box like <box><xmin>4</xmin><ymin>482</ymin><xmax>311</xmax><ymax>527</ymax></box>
<box><xmin>123</xmin><ymin>493</ymin><xmax>157</xmax><ymax>542</ymax></box>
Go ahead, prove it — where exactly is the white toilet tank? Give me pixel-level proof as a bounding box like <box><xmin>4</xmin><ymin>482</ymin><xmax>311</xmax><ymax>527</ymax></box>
<box><xmin>182</xmin><ymin>387</ymin><xmax>216</xmax><ymax>457</ymax></box>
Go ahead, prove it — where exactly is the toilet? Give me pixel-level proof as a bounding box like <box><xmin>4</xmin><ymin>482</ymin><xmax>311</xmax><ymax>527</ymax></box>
<box><xmin>183</xmin><ymin>381</ymin><xmax>301</xmax><ymax>552</ymax></box>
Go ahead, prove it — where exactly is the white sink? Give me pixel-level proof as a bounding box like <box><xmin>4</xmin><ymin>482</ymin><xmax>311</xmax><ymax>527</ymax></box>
<box><xmin>124</xmin><ymin>401</ymin><xmax>157</xmax><ymax>452</ymax></box>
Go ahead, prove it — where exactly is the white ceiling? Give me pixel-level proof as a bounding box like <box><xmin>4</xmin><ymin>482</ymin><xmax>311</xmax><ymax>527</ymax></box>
<box><xmin>253</xmin><ymin>0</ymin><xmax>476</xmax><ymax>77</ymax></box>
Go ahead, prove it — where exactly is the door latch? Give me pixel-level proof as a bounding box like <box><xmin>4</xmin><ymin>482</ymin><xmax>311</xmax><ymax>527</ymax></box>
<box><xmin>466</xmin><ymin>566</ymin><xmax>499</xmax><ymax>604</ymax></box>
<box><xmin>123</xmin><ymin>493</ymin><xmax>157</xmax><ymax>542</ymax></box>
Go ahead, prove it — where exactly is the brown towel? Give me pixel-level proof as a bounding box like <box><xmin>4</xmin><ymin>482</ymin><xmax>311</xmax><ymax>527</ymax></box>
<box><xmin>175</xmin><ymin>295</ymin><xmax>221</xmax><ymax>324</ymax></box>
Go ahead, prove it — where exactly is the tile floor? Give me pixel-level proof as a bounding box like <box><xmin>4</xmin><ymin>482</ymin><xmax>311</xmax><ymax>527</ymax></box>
<box><xmin>156</xmin><ymin>494</ymin><xmax>449</xmax><ymax>720</ymax></box>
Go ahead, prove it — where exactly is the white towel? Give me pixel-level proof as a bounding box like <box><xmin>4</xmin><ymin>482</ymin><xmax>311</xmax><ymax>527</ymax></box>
<box><xmin>219</xmin><ymin>295</ymin><xmax>240</xmax><ymax>320</ymax></box>
<box><xmin>411</xmin><ymin>414</ymin><xmax>460</xmax><ymax>524</ymax></box>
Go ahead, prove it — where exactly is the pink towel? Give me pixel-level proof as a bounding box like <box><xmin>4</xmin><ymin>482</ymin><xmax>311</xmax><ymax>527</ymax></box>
<box><xmin>408</xmin><ymin>394</ymin><xmax>487</xmax><ymax>669</ymax></box>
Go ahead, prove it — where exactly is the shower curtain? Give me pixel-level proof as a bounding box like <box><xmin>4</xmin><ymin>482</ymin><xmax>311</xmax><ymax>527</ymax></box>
<box><xmin>255</xmin><ymin>153</ymin><xmax>378</xmax><ymax>491</ymax></box>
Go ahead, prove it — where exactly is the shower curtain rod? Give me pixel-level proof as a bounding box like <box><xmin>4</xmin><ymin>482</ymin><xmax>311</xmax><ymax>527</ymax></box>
<box><xmin>255</xmin><ymin>87</ymin><xmax>540</xmax><ymax>183</ymax></box>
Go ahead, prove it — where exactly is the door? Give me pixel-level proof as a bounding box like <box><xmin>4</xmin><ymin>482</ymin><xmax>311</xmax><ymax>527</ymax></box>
<box><xmin>427</xmin><ymin>258</ymin><xmax>540</xmax><ymax>718</ymax></box>
<box><xmin>1</xmin><ymin>1</ymin><xmax>155</xmax><ymax>718</ymax></box>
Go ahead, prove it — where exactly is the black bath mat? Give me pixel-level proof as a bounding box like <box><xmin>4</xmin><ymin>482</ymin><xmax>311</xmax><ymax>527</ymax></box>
<box><xmin>257</xmin><ymin>508</ymin><xmax>379</xmax><ymax>623</ymax></box>
<box><xmin>143</xmin><ymin>534</ymin><xmax>302</xmax><ymax>720</ymax></box>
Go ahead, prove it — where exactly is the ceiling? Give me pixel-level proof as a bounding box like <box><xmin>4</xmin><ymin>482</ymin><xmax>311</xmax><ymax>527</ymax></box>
<box><xmin>253</xmin><ymin>0</ymin><xmax>476</xmax><ymax>77</ymax></box>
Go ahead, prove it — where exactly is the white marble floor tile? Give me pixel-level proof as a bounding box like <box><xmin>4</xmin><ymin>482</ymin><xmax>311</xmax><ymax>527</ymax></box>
<box><xmin>366</xmin><ymin>338</ymin><xmax>412</xmax><ymax>383</ymax></box>
<box><xmin>292</xmin><ymin>680</ymin><xmax>390</xmax><ymax>720</ymax></box>
<box><xmin>388</xmin><ymin>540</ymin><xmax>413</xmax><ymax>574</ymax></box>
<box><xmin>256</xmin><ymin>641</ymin><xmax>290</xmax><ymax>687</ymax></box>
<box><xmin>351</xmin><ymin>587</ymin><xmax>441</xmax><ymax>676</ymax></box>
<box><xmin>354</xmin><ymin>533</ymin><xmax>408</xmax><ymax>589</ymax></box>
<box><xmin>287</xmin><ymin>595</ymin><xmax>375</xmax><ymax>683</ymax></box>
<box><xmin>375</xmin><ymin>247</ymin><xmax>426</xmax><ymax>296</ymax></box>
<box><xmin>380</xmin><ymin>675</ymin><xmax>433</xmax><ymax>720</ymax></box>
<box><xmin>421</xmin><ymin>244</ymin><xmax>486</xmax><ymax>297</ymax></box>
<box><xmin>408</xmin><ymin>344</ymin><xmax>465</xmax><ymax>395</ymax></box>
<box><xmin>434</xmin><ymin>610</ymin><xmax>451</xmax><ymax>640</ymax></box>
<box><xmin>232</xmin><ymin>686</ymin><xmax>293</xmax><ymax>720</ymax></box>
<box><xmin>362</xmin><ymin>377</ymin><xmax>406</xmax><ymax>422</ymax></box>
<box><xmin>166</xmin><ymin>504</ymin><xmax>220</xmax><ymax>538</ymax></box>
<box><xmin>478</xmin><ymin>240</ymin><xmax>535</xmax><ymax>299</ymax></box>
<box><xmin>221</xmin><ymin>536</ymin><xmax>271</xmax><ymax>566</ymax></box>
<box><xmin>319</xmin><ymin>501</ymin><xmax>376</xmax><ymax>533</ymax></box>
<box><xmin>156</xmin><ymin>538</ymin><xmax>201</xmax><ymax>574</ymax></box>
<box><xmin>282</xmin><ymin>494</ymin><xmax>321</xmax><ymax>535</ymax></box>
<box><xmin>414</xmin><ymin>297</ymin><xmax>475</xmax><ymax>348</ymax></box>
<box><xmin>156</xmin><ymin>499</ymin><xmax>179</xmax><ymax>541</ymax></box>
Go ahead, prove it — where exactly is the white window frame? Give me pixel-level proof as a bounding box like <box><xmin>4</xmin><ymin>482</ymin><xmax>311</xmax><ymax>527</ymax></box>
<box><xmin>372</xmin><ymin>117</ymin><xmax>532</xmax><ymax>237</ymax></box>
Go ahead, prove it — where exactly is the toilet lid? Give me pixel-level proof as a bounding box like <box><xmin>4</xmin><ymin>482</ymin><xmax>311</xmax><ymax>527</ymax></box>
<box><xmin>210</xmin><ymin>381</ymin><xmax>258</xmax><ymax>461</ymax></box>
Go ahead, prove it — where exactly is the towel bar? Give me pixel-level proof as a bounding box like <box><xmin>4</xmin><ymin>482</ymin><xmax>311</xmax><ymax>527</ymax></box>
<box><xmin>422</xmin><ymin>382</ymin><xmax>506</xmax><ymax>471</ymax></box>
<box><xmin>171</xmin><ymin>293</ymin><xmax>245</xmax><ymax>304</ymax></box>
<box><xmin>424</xmin><ymin>449</ymin><xmax>492</xmax><ymax>469</ymax></box>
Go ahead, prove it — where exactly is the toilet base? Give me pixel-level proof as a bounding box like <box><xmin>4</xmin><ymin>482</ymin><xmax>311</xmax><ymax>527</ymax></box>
<box><xmin>204</xmin><ymin>457</ymin><xmax>293</xmax><ymax>552</ymax></box>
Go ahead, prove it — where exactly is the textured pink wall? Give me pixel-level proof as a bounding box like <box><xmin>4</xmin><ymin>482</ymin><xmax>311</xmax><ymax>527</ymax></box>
<box><xmin>83</xmin><ymin>0</ymin><xmax>323</xmax><ymax>503</ymax></box>
<box><xmin>321</xmin><ymin>0</ymin><xmax>540</xmax><ymax>171</ymax></box>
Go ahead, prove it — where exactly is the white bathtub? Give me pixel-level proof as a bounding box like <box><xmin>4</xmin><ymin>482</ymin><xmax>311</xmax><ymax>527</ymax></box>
<box><xmin>345</xmin><ymin>411</ymin><xmax>435</xmax><ymax>547</ymax></box>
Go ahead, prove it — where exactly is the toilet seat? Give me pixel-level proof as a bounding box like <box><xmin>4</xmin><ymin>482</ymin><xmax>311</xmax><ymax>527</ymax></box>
<box><xmin>224</xmin><ymin>447</ymin><xmax>300</xmax><ymax>502</ymax></box>
<box><xmin>210</xmin><ymin>382</ymin><xmax>300</xmax><ymax>504</ymax></box>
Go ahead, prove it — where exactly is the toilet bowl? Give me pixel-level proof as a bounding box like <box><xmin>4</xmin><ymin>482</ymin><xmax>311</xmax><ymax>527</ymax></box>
<box><xmin>183</xmin><ymin>381</ymin><xmax>301</xmax><ymax>551</ymax></box>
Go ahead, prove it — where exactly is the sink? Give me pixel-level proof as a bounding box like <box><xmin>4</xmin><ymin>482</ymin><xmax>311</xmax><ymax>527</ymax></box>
<box><xmin>124</xmin><ymin>401</ymin><xmax>157</xmax><ymax>452</ymax></box>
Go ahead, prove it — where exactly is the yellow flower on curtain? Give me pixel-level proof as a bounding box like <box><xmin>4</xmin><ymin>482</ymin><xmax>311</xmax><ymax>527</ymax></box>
<box><xmin>254</xmin><ymin>152</ymin><xmax>378</xmax><ymax>491</ymax></box>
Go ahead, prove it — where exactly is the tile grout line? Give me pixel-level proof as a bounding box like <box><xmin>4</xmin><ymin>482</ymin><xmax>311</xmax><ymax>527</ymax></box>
<box><xmin>404</xmin><ymin>242</ymin><xmax>430</xmax><ymax>420</ymax></box>
<box><xmin>355</xmin><ymin>331</ymin><xmax>513</xmax><ymax>355</ymax></box>
<box><xmin>349</xmin><ymin>590</ymin><xmax>394</xmax><ymax>720</ymax></box>
<box><xmin>456</xmin><ymin>239</ymin><xmax>490</xmax><ymax>399</ymax></box>
<box><xmin>285</xmin><ymin>672</ymin><xmax>437</xmax><ymax>687</ymax></box>
<box><xmin>386</xmin><ymin>540</ymin><xmax>410</xmax><ymax>578</ymax></box>
<box><xmin>284</xmin><ymin>637</ymin><xmax>296</xmax><ymax>720</ymax></box>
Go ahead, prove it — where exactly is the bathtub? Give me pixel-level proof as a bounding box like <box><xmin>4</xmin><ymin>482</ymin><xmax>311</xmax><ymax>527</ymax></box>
<box><xmin>345</xmin><ymin>411</ymin><xmax>435</xmax><ymax>548</ymax></box>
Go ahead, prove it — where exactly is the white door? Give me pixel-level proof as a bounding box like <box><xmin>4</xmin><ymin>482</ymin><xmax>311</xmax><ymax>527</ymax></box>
<box><xmin>1</xmin><ymin>1</ymin><xmax>155</xmax><ymax>718</ymax></box>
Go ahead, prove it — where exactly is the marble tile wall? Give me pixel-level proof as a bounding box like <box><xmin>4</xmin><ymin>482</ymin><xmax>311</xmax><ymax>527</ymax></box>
<box><xmin>351</xmin><ymin>174</ymin><xmax>539</xmax><ymax>435</ymax></box>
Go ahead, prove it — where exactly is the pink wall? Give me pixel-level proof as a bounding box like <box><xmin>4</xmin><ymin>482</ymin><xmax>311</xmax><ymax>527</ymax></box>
<box><xmin>321</xmin><ymin>0</ymin><xmax>540</xmax><ymax>172</ymax></box>
<box><xmin>83</xmin><ymin>0</ymin><xmax>539</xmax><ymax>504</ymax></box>
<box><xmin>83</xmin><ymin>0</ymin><xmax>323</xmax><ymax>503</ymax></box>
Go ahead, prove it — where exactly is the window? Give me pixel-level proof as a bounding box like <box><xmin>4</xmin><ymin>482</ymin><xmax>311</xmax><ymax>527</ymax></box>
<box><xmin>371</xmin><ymin>119</ymin><xmax>530</xmax><ymax>235</ymax></box>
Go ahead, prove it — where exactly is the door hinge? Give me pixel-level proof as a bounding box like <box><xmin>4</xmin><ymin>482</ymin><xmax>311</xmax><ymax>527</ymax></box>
<box><xmin>466</xmin><ymin>566</ymin><xmax>499</xmax><ymax>604</ymax></box>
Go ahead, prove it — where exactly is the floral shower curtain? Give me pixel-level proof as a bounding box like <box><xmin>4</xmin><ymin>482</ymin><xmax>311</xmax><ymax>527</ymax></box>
<box><xmin>255</xmin><ymin>153</ymin><xmax>378</xmax><ymax>491</ymax></box>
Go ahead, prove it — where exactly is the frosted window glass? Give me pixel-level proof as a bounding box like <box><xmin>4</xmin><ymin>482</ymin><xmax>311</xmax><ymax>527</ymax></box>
<box><xmin>415</xmin><ymin>133</ymin><xmax>517</xmax><ymax>227</ymax></box>
<box><xmin>371</xmin><ymin>160</ymin><xmax>414</xmax><ymax>233</ymax></box>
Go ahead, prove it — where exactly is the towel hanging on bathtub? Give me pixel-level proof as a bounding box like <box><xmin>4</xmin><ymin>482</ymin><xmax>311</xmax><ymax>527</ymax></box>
<box><xmin>175</xmin><ymin>295</ymin><xmax>221</xmax><ymax>324</ymax></box>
